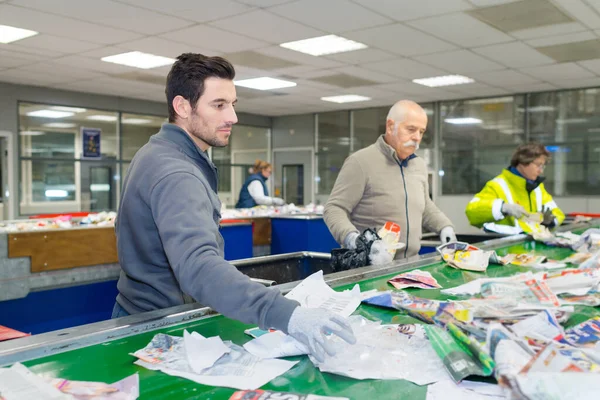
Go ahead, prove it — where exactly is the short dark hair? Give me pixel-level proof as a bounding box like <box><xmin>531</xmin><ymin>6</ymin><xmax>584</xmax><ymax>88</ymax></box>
<box><xmin>165</xmin><ymin>53</ymin><xmax>235</xmax><ymax>123</ymax></box>
<box><xmin>510</xmin><ymin>142</ymin><xmax>550</xmax><ymax>167</ymax></box>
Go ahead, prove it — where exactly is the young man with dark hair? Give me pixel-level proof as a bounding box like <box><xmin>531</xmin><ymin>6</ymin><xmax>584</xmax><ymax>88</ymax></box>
<box><xmin>113</xmin><ymin>53</ymin><xmax>355</xmax><ymax>362</ymax></box>
<box><xmin>466</xmin><ymin>142</ymin><xmax>565</xmax><ymax>233</ymax></box>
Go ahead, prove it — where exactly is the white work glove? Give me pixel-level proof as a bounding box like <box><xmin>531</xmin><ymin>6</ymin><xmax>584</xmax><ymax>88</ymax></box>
<box><xmin>287</xmin><ymin>307</ymin><xmax>356</xmax><ymax>363</ymax></box>
<box><xmin>501</xmin><ymin>202</ymin><xmax>528</xmax><ymax>219</ymax></box>
<box><xmin>439</xmin><ymin>226</ymin><xmax>457</xmax><ymax>243</ymax></box>
<box><xmin>272</xmin><ymin>197</ymin><xmax>285</xmax><ymax>206</ymax></box>
<box><xmin>369</xmin><ymin>240</ymin><xmax>394</xmax><ymax>265</ymax></box>
<box><xmin>344</xmin><ymin>231</ymin><xmax>359</xmax><ymax>249</ymax></box>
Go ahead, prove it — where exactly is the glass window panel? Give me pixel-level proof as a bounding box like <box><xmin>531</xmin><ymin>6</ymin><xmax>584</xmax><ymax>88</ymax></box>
<box><xmin>440</xmin><ymin>96</ymin><xmax>525</xmax><ymax>195</ymax></box>
<box><xmin>18</xmin><ymin>102</ymin><xmax>118</xmax><ymax>215</ymax></box>
<box><xmin>25</xmin><ymin>159</ymin><xmax>76</xmax><ymax>202</ymax></box>
<box><xmin>19</xmin><ymin>102</ymin><xmax>118</xmax><ymax>159</ymax></box>
<box><xmin>80</xmin><ymin>161</ymin><xmax>118</xmax><ymax>212</ymax></box>
<box><xmin>317</xmin><ymin>111</ymin><xmax>349</xmax><ymax>195</ymax></box>
<box><xmin>353</xmin><ymin>107</ymin><xmax>387</xmax><ymax>151</ymax></box>
<box><xmin>529</xmin><ymin>89</ymin><xmax>600</xmax><ymax>195</ymax></box>
<box><xmin>121</xmin><ymin>113</ymin><xmax>166</xmax><ymax>160</ymax></box>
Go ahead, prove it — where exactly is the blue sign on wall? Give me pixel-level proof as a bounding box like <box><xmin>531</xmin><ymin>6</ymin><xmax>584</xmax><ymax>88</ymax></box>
<box><xmin>81</xmin><ymin>127</ymin><xmax>101</xmax><ymax>159</ymax></box>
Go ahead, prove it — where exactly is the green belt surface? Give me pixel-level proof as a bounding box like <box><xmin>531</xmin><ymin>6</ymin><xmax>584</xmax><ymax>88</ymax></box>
<box><xmin>21</xmin><ymin>238</ymin><xmax>600</xmax><ymax>400</ymax></box>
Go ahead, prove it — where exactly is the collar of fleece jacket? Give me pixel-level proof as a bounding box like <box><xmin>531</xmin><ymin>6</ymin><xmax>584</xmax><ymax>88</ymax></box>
<box><xmin>376</xmin><ymin>135</ymin><xmax>417</xmax><ymax>167</ymax></box>
<box><xmin>505</xmin><ymin>167</ymin><xmax>546</xmax><ymax>193</ymax></box>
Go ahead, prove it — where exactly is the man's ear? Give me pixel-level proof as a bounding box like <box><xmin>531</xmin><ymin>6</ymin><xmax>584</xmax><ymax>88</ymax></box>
<box><xmin>386</xmin><ymin>119</ymin><xmax>395</xmax><ymax>135</ymax></box>
<box><xmin>172</xmin><ymin>95</ymin><xmax>191</xmax><ymax>120</ymax></box>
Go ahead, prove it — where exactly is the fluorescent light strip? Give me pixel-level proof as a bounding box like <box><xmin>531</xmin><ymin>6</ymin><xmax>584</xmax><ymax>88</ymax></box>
<box><xmin>27</xmin><ymin>110</ymin><xmax>74</xmax><ymax>118</ymax></box>
<box><xmin>87</xmin><ymin>115</ymin><xmax>117</xmax><ymax>122</ymax></box>
<box><xmin>45</xmin><ymin>190</ymin><xmax>68</xmax><ymax>198</ymax></box>
<box><xmin>445</xmin><ymin>118</ymin><xmax>482</xmax><ymax>125</ymax></box>
<box><xmin>90</xmin><ymin>184</ymin><xmax>110</xmax><ymax>192</ymax></box>
<box><xmin>44</xmin><ymin>122</ymin><xmax>76</xmax><ymax>128</ymax></box>
<box><xmin>556</xmin><ymin>118</ymin><xmax>587</xmax><ymax>124</ymax></box>
<box><xmin>51</xmin><ymin>106</ymin><xmax>87</xmax><ymax>113</ymax></box>
<box><xmin>413</xmin><ymin>75</ymin><xmax>474</xmax><ymax>88</ymax></box>
<box><xmin>122</xmin><ymin>118</ymin><xmax>152</xmax><ymax>125</ymax></box>
<box><xmin>321</xmin><ymin>95</ymin><xmax>371</xmax><ymax>104</ymax></box>
<box><xmin>466</xmin><ymin>97</ymin><xmax>513</xmax><ymax>104</ymax></box>
<box><xmin>101</xmin><ymin>51</ymin><xmax>175</xmax><ymax>69</ymax></box>
<box><xmin>235</xmin><ymin>77</ymin><xmax>296</xmax><ymax>90</ymax></box>
<box><xmin>517</xmin><ymin>106</ymin><xmax>555</xmax><ymax>113</ymax></box>
<box><xmin>20</xmin><ymin>131</ymin><xmax>45</xmax><ymax>136</ymax></box>
<box><xmin>0</xmin><ymin>24</ymin><xmax>38</xmax><ymax>44</ymax></box>
<box><xmin>280</xmin><ymin>34</ymin><xmax>367</xmax><ymax>56</ymax></box>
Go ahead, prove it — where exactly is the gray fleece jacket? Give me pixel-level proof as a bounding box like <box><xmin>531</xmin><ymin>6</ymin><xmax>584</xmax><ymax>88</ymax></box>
<box><xmin>115</xmin><ymin>123</ymin><xmax>298</xmax><ymax>331</ymax></box>
<box><xmin>324</xmin><ymin>135</ymin><xmax>453</xmax><ymax>259</ymax></box>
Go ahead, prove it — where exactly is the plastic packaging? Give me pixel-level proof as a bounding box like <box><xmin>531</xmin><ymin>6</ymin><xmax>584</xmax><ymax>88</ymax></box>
<box><xmin>377</xmin><ymin>221</ymin><xmax>402</xmax><ymax>258</ymax></box>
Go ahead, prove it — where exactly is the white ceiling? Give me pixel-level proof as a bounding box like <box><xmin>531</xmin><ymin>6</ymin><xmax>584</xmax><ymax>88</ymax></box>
<box><xmin>3</xmin><ymin>0</ymin><xmax>600</xmax><ymax>116</ymax></box>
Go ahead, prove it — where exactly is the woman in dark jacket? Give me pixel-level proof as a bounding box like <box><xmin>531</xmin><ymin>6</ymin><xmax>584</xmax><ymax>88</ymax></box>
<box><xmin>236</xmin><ymin>160</ymin><xmax>285</xmax><ymax>208</ymax></box>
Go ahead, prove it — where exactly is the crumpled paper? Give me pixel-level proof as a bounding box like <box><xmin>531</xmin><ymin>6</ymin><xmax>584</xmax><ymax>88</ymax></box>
<box><xmin>437</xmin><ymin>242</ymin><xmax>507</xmax><ymax>272</ymax></box>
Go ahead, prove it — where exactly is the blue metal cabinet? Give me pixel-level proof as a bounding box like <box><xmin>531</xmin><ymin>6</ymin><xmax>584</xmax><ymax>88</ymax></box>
<box><xmin>270</xmin><ymin>216</ymin><xmax>339</xmax><ymax>254</ymax></box>
<box><xmin>220</xmin><ymin>221</ymin><xmax>253</xmax><ymax>260</ymax></box>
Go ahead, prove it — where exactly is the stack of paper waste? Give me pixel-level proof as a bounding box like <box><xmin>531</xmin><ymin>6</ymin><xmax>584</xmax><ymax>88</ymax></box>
<box><xmin>0</xmin><ymin>363</ymin><xmax>139</xmax><ymax>399</ymax></box>
<box><xmin>133</xmin><ymin>330</ymin><xmax>297</xmax><ymax>390</ymax></box>
<box><xmin>437</xmin><ymin>242</ymin><xmax>510</xmax><ymax>272</ymax></box>
<box><xmin>243</xmin><ymin>270</ymin><xmax>362</xmax><ymax>359</ymax></box>
<box><xmin>387</xmin><ymin>269</ymin><xmax>441</xmax><ymax>290</ymax></box>
<box><xmin>358</xmin><ymin>258</ymin><xmax>600</xmax><ymax>398</ymax></box>
<box><xmin>0</xmin><ymin>211</ymin><xmax>117</xmax><ymax>232</ymax></box>
<box><xmin>221</xmin><ymin>203</ymin><xmax>324</xmax><ymax>218</ymax></box>
<box><xmin>246</xmin><ymin>315</ymin><xmax>449</xmax><ymax>385</ymax></box>
<box><xmin>239</xmin><ymin>246</ymin><xmax>600</xmax><ymax>397</ymax></box>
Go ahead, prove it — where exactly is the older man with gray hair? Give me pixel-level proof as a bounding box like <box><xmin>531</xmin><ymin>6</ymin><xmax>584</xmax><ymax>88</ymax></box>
<box><xmin>324</xmin><ymin>100</ymin><xmax>456</xmax><ymax>260</ymax></box>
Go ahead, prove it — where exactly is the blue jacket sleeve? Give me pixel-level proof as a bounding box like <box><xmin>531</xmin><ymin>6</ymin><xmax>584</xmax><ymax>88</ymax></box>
<box><xmin>149</xmin><ymin>172</ymin><xmax>298</xmax><ymax>332</ymax></box>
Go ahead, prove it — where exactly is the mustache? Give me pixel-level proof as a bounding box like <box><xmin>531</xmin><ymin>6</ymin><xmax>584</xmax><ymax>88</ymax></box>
<box><xmin>403</xmin><ymin>140</ymin><xmax>420</xmax><ymax>149</ymax></box>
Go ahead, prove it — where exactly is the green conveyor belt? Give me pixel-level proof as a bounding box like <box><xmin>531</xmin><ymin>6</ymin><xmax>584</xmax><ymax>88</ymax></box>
<box><xmin>19</xmin><ymin>237</ymin><xmax>600</xmax><ymax>400</ymax></box>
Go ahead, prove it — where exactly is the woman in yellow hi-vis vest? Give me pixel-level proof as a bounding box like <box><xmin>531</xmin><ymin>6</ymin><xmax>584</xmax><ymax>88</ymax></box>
<box><xmin>466</xmin><ymin>142</ymin><xmax>565</xmax><ymax>234</ymax></box>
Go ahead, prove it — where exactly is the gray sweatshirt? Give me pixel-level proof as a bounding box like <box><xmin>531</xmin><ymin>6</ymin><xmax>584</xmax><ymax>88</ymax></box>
<box><xmin>115</xmin><ymin>123</ymin><xmax>298</xmax><ymax>332</ymax></box>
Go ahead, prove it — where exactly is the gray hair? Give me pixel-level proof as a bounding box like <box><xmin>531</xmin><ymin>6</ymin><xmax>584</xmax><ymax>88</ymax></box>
<box><xmin>386</xmin><ymin>100</ymin><xmax>425</xmax><ymax>135</ymax></box>
<box><xmin>386</xmin><ymin>100</ymin><xmax>424</xmax><ymax>123</ymax></box>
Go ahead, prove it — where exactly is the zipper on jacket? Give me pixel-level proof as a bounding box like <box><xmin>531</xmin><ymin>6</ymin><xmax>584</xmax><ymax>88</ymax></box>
<box><xmin>400</xmin><ymin>164</ymin><xmax>410</xmax><ymax>258</ymax></box>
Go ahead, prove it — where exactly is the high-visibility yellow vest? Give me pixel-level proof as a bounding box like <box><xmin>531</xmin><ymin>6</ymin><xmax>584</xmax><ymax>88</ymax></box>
<box><xmin>465</xmin><ymin>169</ymin><xmax>565</xmax><ymax>234</ymax></box>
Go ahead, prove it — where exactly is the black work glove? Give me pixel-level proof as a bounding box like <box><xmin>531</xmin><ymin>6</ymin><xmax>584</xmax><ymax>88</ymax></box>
<box><xmin>541</xmin><ymin>208</ymin><xmax>555</xmax><ymax>227</ymax></box>
<box><xmin>330</xmin><ymin>228</ymin><xmax>380</xmax><ymax>272</ymax></box>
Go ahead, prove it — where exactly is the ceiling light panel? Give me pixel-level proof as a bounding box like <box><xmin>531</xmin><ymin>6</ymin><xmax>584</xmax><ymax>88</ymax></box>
<box><xmin>235</xmin><ymin>77</ymin><xmax>297</xmax><ymax>90</ymax></box>
<box><xmin>122</xmin><ymin>118</ymin><xmax>151</xmax><ymax>124</ymax></box>
<box><xmin>280</xmin><ymin>35</ymin><xmax>367</xmax><ymax>56</ymax></box>
<box><xmin>413</xmin><ymin>75</ymin><xmax>475</xmax><ymax>87</ymax></box>
<box><xmin>51</xmin><ymin>106</ymin><xmax>87</xmax><ymax>113</ymax></box>
<box><xmin>320</xmin><ymin>95</ymin><xmax>371</xmax><ymax>103</ymax></box>
<box><xmin>20</xmin><ymin>131</ymin><xmax>45</xmax><ymax>136</ymax></box>
<box><xmin>43</xmin><ymin>122</ymin><xmax>77</xmax><ymax>128</ymax></box>
<box><xmin>0</xmin><ymin>24</ymin><xmax>38</xmax><ymax>44</ymax></box>
<box><xmin>101</xmin><ymin>51</ymin><xmax>175</xmax><ymax>69</ymax></box>
<box><xmin>87</xmin><ymin>115</ymin><xmax>117</xmax><ymax>121</ymax></box>
<box><xmin>445</xmin><ymin>118</ymin><xmax>482</xmax><ymax>124</ymax></box>
<box><xmin>27</xmin><ymin>110</ymin><xmax>74</xmax><ymax>118</ymax></box>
